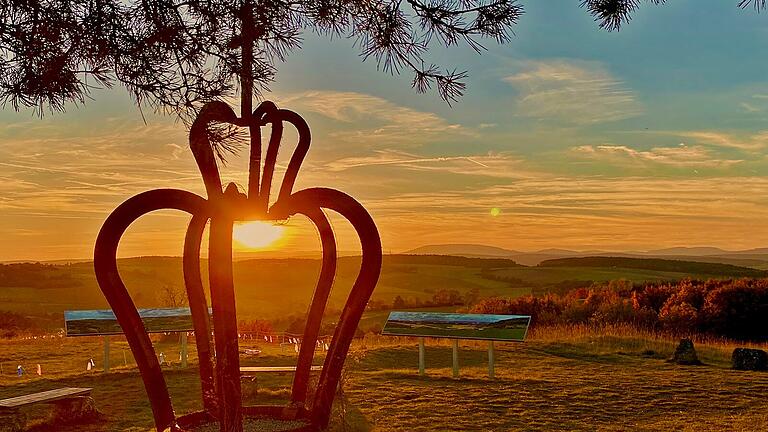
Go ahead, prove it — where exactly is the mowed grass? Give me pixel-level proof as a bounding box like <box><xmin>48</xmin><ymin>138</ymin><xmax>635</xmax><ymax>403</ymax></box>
<box><xmin>1</xmin><ymin>328</ymin><xmax>768</xmax><ymax>431</ymax></box>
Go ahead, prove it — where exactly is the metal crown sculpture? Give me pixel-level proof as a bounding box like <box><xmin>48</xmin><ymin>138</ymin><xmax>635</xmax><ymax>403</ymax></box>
<box><xmin>93</xmin><ymin>101</ymin><xmax>382</xmax><ymax>432</ymax></box>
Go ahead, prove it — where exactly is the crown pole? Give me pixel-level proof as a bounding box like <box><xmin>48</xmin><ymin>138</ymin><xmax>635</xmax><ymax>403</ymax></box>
<box><xmin>209</xmin><ymin>187</ymin><xmax>244</xmax><ymax>432</ymax></box>
<box><xmin>94</xmin><ymin>189</ymin><xmax>210</xmax><ymax>432</ymax></box>
<box><xmin>183</xmin><ymin>213</ymin><xmax>218</xmax><ymax>415</ymax></box>
<box><xmin>247</xmin><ymin>121</ymin><xmax>261</xmax><ymax>202</ymax></box>
<box><xmin>291</xmin><ymin>206</ymin><xmax>337</xmax><ymax>407</ymax></box>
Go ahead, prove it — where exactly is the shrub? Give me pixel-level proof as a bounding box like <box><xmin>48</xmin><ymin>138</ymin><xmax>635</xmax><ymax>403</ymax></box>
<box><xmin>0</xmin><ymin>310</ymin><xmax>36</xmax><ymax>338</ymax></box>
<box><xmin>659</xmin><ymin>302</ymin><xmax>699</xmax><ymax>333</ymax></box>
<box><xmin>701</xmin><ymin>280</ymin><xmax>768</xmax><ymax>339</ymax></box>
<box><xmin>471</xmin><ymin>277</ymin><xmax>768</xmax><ymax>341</ymax></box>
<box><xmin>238</xmin><ymin>319</ymin><xmax>274</xmax><ymax>335</ymax></box>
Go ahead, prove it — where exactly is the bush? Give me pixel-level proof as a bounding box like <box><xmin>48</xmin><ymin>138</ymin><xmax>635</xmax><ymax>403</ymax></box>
<box><xmin>701</xmin><ymin>280</ymin><xmax>768</xmax><ymax>339</ymax></box>
<box><xmin>238</xmin><ymin>319</ymin><xmax>274</xmax><ymax>335</ymax></box>
<box><xmin>659</xmin><ymin>302</ymin><xmax>699</xmax><ymax>333</ymax></box>
<box><xmin>0</xmin><ymin>310</ymin><xmax>36</xmax><ymax>338</ymax></box>
<box><xmin>471</xmin><ymin>278</ymin><xmax>768</xmax><ymax>341</ymax></box>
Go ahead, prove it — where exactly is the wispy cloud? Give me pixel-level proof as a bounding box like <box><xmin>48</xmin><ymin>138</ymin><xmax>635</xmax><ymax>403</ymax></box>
<box><xmin>279</xmin><ymin>90</ymin><xmax>470</xmax><ymax>147</ymax></box>
<box><xmin>674</xmin><ymin>130</ymin><xmax>768</xmax><ymax>152</ymax></box>
<box><xmin>741</xmin><ymin>102</ymin><xmax>761</xmax><ymax>113</ymax></box>
<box><xmin>572</xmin><ymin>144</ymin><xmax>744</xmax><ymax>168</ymax></box>
<box><xmin>504</xmin><ymin>60</ymin><xmax>642</xmax><ymax>124</ymax></box>
<box><xmin>363</xmin><ymin>176</ymin><xmax>768</xmax><ymax>252</ymax></box>
<box><xmin>322</xmin><ymin>149</ymin><xmax>542</xmax><ymax>180</ymax></box>
<box><xmin>326</xmin><ymin>150</ymin><xmax>489</xmax><ymax>171</ymax></box>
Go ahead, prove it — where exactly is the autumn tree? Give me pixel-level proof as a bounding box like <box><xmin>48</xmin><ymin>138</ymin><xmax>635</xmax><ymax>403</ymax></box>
<box><xmin>392</xmin><ymin>295</ymin><xmax>406</xmax><ymax>309</ymax></box>
<box><xmin>432</xmin><ymin>288</ymin><xmax>463</xmax><ymax>306</ymax></box>
<box><xmin>158</xmin><ymin>282</ymin><xmax>188</xmax><ymax>308</ymax></box>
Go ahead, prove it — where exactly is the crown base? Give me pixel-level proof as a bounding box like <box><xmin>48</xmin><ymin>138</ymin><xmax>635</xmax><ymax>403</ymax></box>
<box><xmin>174</xmin><ymin>405</ymin><xmax>318</xmax><ymax>432</ymax></box>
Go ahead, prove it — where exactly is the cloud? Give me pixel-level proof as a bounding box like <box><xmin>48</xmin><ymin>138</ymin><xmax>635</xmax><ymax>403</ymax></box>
<box><xmin>0</xmin><ymin>115</ymin><xmax>212</xmax><ymax>222</ymax></box>
<box><xmin>504</xmin><ymin>60</ymin><xmax>642</xmax><ymax>124</ymax></box>
<box><xmin>361</xmin><ymin>175</ymin><xmax>768</xmax><ymax>252</ymax></box>
<box><xmin>741</xmin><ymin>102</ymin><xmax>761</xmax><ymax>113</ymax></box>
<box><xmin>673</xmin><ymin>130</ymin><xmax>768</xmax><ymax>152</ymax></box>
<box><xmin>322</xmin><ymin>149</ymin><xmax>541</xmax><ymax>180</ymax></box>
<box><xmin>572</xmin><ymin>144</ymin><xmax>744</xmax><ymax>168</ymax></box>
<box><xmin>278</xmin><ymin>90</ymin><xmax>470</xmax><ymax>146</ymax></box>
<box><xmin>326</xmin><ymin>150</ymin><xmax>488</xmax><ymax>171</ymax></box>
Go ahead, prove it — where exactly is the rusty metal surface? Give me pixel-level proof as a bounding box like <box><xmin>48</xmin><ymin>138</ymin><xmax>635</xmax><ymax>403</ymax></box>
<box><xmin>93</xmin><ymin>101</ymin><xmax>381</xmax><ymax>432</ymax></box>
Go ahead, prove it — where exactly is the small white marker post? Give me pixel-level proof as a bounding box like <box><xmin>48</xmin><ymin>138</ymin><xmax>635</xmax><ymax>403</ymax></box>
<box><xmin>103</xmin><ymin>336</ymin><xmax>110</xmax><ymax>373</ymax></box>
<box><xmin>180</xmin><ymin>332</ymin><xmax>188</xmax><ymax>368</ymax></box>
<box><xmin>418</xmin><ymin>337</ymin><xmax>426</xmax><ymax>376</ymax></box>
<box><xmin>452</xmin><ymin>339</ymin><xmax>459</xmax><ymax>378</ymax></box>
<box><xmin>488</xmin><ymin>340</ymin><xmax>495</xmax><ymax>379</ymax></box>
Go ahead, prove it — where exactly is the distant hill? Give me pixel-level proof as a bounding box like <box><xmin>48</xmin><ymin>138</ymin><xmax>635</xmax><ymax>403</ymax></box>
<box><xmin>646</xmin><ymin>247</ymin><xmax>730</xmax><ymax>256</ymax></box>
<box><xmin>404</xmin><ymin>244</ymin><xmax>572</xmax><ymax>266</ymax></box>
<box><xmin>406</xmin><ymin>244</ymin><xmax>768</xmax><ymax>268</ymax></box>
<box><xmin>384</xmin><ymin>254</ymin><xmax>522</xmax><ymax>268</ymax></box>
<box><xmin>405</xmin><ymin>244</ymin><xmax>522</xmax><ymax>257</ymax></box>
<box><xmin>539</xmin><ymin>256</ymin><xmax>768</xmax><ymax>278</ymax></box>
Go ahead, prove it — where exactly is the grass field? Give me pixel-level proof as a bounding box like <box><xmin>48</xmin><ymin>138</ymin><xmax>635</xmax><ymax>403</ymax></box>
<box><xmin>1</xmin><ymin>327</ymin><xmax>767</xmax><ymax>431</ymax></box>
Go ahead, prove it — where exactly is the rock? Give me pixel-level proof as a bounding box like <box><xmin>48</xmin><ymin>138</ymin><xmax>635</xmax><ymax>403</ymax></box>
<box><xmin>732</xmin><ymin>348</ymin><xmax>768</xmax><ymax>371</ymax></box>
<box><xmin>669</xmin><ymin>338</ymin><xmax>702</xmax><ymax>365</ymax></box>
<box><xmin>51</xmin><ymin>396</ymin><xmax>102</xmax><ymax>424</ymax></box>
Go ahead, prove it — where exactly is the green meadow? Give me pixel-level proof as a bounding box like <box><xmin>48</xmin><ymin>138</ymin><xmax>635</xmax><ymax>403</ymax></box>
<box><xmin>1</xmin><ymin>255</ymin><xmax>761</xmax><ymax>330</ymax></box>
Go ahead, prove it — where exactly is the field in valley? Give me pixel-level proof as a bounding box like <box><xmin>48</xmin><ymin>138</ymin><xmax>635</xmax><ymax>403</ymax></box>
<box><xmin>0</xmin><ymin>327</ymin><xmax>767</xmax><ymax>431</ymax></box>
<box><xmin>1</xmin><ymin>254</ymin><xmax>764</xmax><ymax>331</ymax></box>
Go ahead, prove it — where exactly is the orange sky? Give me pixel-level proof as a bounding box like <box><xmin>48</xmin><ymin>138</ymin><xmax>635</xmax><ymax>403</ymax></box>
<box><xmin>2</xmin><ymin>2</ymin><xmax>768</xmax><ymax>260</ymax></box>
<box><xmin>1</xmin><ymin>92</ymin><xmax>766</xmax><ymax>261</ymax></box>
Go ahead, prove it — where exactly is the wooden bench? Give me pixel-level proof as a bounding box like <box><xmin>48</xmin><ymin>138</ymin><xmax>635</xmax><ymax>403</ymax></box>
<box><xmin>0</xmin><ymin>387</ymin><xmax>95</xmax><ymax>431</ymax></box>
<box><xmin>240</xmin><ymin>366</ymin><xmax>322</xmax><ymax>386</ymax></box>
<box><xmin>240</xmin><ymin>366</ymin><xmax>322</xmax><ymax>374</ymax></box>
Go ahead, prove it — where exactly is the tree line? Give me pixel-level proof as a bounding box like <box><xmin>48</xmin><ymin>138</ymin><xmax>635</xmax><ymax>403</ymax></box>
<box><xmin>0</xmin><ymin>263</ymin><xmax>82</xmax><ymax>289</ymax></box>
<box><xmin>471</xmin><ymin>278</ymin><xmax>768</xmax><ymax>341</ymax></box>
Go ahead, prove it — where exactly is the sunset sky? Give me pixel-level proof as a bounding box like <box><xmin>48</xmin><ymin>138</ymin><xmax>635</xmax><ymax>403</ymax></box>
<box><xmin>2</xmin><ymin>0</ymin><xmax>768</xmax><ymax>261</ymax></box>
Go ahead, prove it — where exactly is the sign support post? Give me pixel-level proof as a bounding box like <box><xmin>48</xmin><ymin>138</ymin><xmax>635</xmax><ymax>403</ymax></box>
<box><xmin>103</xmin><ymin>336</ymin><xmax>110</xmax><ymax>373</ymax></box>
<box><xmin>452</xmin><ymin>339</ymin><xmax>459</xmax><ymax>378</ymax></box>
<box><xmin>380</xmin><ymin>311</ymin><xmax>531</xmax><ymax>379</ymax></box>
<box><xmin>181</xmin><ymin>332</ymin><xmax>188</xmax><ymax>368</ymax></box>
<box><xmin>488</xmin><ymin>340</ymin><xmax>495</xmax><ymax>379</ymax></box>
<box><xmin>418</xmin><ymin>337</ymin><xmax>425</xmax><ymax>376</ymax></box>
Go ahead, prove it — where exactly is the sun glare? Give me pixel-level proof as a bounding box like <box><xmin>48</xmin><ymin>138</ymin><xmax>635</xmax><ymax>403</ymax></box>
<box><xmin>232</xmin><ymin>221</ymin><xmax>285</xmax><ymax>249</ymax></box>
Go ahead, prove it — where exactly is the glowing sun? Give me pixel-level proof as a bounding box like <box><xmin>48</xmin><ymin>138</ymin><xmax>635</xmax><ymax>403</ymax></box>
<box><xmin>233</xmin><ymin>221</ymin><xmax>285</xmax><ymax>249</ymax></box>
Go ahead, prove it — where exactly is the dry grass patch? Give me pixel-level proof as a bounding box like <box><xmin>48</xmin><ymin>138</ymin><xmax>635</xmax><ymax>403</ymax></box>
<box><xmin>1</xmin><ymin>328</ymin><xmax>768</xmax><ymax>431</ymax></box>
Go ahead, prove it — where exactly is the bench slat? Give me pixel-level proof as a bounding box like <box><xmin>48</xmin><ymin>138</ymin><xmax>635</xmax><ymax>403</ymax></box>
<box><xmin>0</xmin><ymin>387</ymin><xmax>92</xmax><ymax>409</ymax></box>
<box><xmin>240</xmin><ymin>366</ymin><xmax>321</xmax><ymax>373</ymax></box>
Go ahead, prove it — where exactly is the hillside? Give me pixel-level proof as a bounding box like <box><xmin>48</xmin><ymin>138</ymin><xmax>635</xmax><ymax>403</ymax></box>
<box><xmin>407</xmin><ymin>244</ymin><xmax>768</xmax><ymax>268</ymax></box>
<box><xmin>647</xmin><ymin>246</ymin><xmax>733</xmax><ymax>256</ymax></box>
<box><xmin>404</xmin><ymin>244</ymin><xmax>522</xmax><ymax>257</ymax></box>
<box><xmin>0</xmin><ymin>255</ymin><xmax>763</xmax><ymax>330</ymax></box>
<box><xmin>539</xmin><ymin>256</ymin><xmax>768</xmax><ymax>278</ymax></box>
